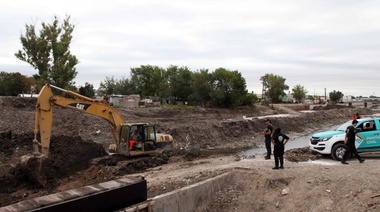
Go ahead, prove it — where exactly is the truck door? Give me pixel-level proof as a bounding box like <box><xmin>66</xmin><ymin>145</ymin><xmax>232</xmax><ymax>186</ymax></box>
<box><xmin>356</xmin><ymin>120</ymin><xmax>380</xmax><ymax>151</ymax></box>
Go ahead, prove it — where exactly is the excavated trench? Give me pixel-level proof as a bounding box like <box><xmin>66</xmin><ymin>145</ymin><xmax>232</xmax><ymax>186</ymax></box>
<box><xmin>0</xmin><ymin>129</ymin><xmax>320</xmax><ymax>211</ymax></box>
<box><xmin>0</xmin><ymin>132</ymin><xmax>242</xmax><ymax>208</ymax></box>
<box><xmin>0</xmin><ymin>133</ymin><xmax>172</xmax><ymax>207</ymax></box>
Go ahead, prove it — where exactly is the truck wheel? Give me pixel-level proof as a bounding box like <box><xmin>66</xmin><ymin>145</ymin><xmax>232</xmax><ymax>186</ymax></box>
<box><xmin>331</xmin><ymin>143</ymin><xmax>347</xmax><ymax>161</ymax></box>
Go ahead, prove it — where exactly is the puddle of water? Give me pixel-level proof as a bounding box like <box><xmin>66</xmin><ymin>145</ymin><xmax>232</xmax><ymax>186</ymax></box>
<box><xmin>241</xmin><ymin>124</ymin><xmax>340</xmax><ymax>156</ymax></box>
<box><xmin>241</xmin><ymin>135</ymin><xmax>310</xmax><ymax>155</ymax></box>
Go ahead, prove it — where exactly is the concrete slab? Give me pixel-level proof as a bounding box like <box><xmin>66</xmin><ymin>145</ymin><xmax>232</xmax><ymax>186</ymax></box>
<box><xmin>151</xmin><ymin>172</ymin><xmax>232</xmax><ymax>212</ymax></box>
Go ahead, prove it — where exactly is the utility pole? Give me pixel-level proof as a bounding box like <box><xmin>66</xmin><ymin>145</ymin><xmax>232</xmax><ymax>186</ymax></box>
<box><xmin>261</xmin><ymin>79</ymin><xmax>267</xmax><ymax>102</ymax></box>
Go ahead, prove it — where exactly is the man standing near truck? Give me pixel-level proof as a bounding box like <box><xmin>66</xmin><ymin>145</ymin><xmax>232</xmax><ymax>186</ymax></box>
<box><xmin>271</xmin><ymin>127</ymin><xmax>289</xmax><ymax>169</ymax></box>
<box><xmin>341</xmin><ymin>119</ymin><xmax>366</xmax><ymax>164</ymax></box>
<box><xmin>262</xmin><ymin>119</ymin><xmax>273</xmax><ymax>160</ymax></box>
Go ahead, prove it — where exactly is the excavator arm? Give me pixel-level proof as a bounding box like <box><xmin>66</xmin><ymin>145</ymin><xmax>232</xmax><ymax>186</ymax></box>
<box><xmin>22</xmin><ymin>83</ymin><xmax>173</xmax><ymax>187</ymax></box>
<box><xmin>33</xmin><ymin>84</ymin><xmax>125</xmax><ymax>157</ymax></box>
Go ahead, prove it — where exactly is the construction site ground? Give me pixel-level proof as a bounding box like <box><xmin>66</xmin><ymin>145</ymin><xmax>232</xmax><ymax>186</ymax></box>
<box><xmin>1</xmin><ymin>96</ymin><xmax>380</xmax><ymax>211</ymax></box>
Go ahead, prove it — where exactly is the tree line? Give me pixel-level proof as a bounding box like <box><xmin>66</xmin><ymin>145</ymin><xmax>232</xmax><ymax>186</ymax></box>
<box><xmin>97</xmin><ymin>66</ymin><xmax>257</xmax><ymax>107</ymax></box>
<box><xmin>1</xmin><ymin>15</ymin><xmax>350</xmax><ymax>106</ymax></box>
<box><xmin>0</xmin><ymin>67</ymin><xmax>315</xmax><ymax>106</ymax></box>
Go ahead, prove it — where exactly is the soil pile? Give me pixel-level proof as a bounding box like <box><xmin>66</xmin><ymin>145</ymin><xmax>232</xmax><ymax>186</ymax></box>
<box><xmin>0</xmin><ymin>133</ymin><xmax>107</xmax><ymax>205</ymax></box>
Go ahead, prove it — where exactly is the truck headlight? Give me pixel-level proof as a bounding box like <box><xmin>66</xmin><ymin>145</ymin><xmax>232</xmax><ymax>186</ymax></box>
<box><xmin>321</xmin><ymin>137</ymin><xmax>332</xmax><ymax>141</ymax></box>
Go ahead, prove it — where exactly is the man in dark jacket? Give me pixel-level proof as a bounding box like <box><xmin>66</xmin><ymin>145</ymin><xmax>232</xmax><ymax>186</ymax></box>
<box><xmin>271</xmin><ymin>127</ymin><xmax>289</xmax><ymax>169</ymax></box>
<box><xmin>262</xmin><ymin>119</ymin><xmax>273</xmax><ymax>160</ymax></box>
<box><xmin>341</xmin><ymin>119</ymin><xmax>366</xmax><ymax>165</ymax></box>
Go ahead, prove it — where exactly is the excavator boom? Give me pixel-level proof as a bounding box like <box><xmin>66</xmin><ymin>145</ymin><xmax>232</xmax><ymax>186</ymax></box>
<box><xmin>33</xmin><ymin>84</ymin><xmax>124</xmax><ymax>157</ymax></box>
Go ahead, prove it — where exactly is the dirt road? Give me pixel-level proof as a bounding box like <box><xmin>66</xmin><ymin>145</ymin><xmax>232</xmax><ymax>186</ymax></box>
<box><xmin>0</xmin><ymin>96</ymin><xmax>378</xmax><ymax>211</ymax></box>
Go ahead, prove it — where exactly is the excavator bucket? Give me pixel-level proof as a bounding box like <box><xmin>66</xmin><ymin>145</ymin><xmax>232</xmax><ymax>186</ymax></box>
<box><xmin>18</xmin><ymin>154</ymin><xmax>48</xmax><ymax>187</ymax></box>
<box><xmin>17</xmin><ymin>136</ymin><xmax>50</xmax><ymax>187</ymax></box>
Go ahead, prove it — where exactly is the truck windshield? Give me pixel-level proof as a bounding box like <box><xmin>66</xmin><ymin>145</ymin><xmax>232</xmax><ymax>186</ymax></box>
<box><xmin>335</xmin><ymin>120</ymin><xmax>352</xmax><ymax>131</ymax></box>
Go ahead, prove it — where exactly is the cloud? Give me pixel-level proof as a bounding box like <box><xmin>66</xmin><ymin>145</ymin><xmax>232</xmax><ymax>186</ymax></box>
<box><xmin>1</xmin><ymin>0</ymin><xmax>380</xmax><ymax>97</ymax></box>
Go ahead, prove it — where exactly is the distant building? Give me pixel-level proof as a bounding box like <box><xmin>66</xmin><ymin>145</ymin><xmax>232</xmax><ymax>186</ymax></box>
<box><xmin>281</xmin><ymin>93</ymin><xmax>294</xmax><ymax>103</ymax></box>
<box><xmin>95</xmin><ymin>94</ymin><xmax>163</xmax><ymax>108</ymax></box>
<box><xmin>109</xmin><ymin>95</ymin><xmax>141</xmax><ymax>108</ymax></box>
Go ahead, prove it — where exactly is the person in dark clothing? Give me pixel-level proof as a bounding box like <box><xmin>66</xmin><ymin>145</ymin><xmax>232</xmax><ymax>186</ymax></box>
<box><xmin>262</xmin><ymin>119</ymin><xmax>273</xmax><ymax>160</ymax></box>
<box><xmin>271</xmin><ymin>127</ymin><xmax>289</xmax><ymax>169</ymax></box>
<box><xmin>341</xmin><ymin>119</ymin><xmax>366</xmax><ymax>165</ymax></box>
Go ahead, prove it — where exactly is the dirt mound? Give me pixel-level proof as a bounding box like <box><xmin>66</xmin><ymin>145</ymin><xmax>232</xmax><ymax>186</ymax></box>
<box><xmin>313</xmin><ymin>104</ymin><xmax>351</xmax><ymax>110</ymax></box>
<box><xmin>42</xmin><ymin>135</ymin><xmax>107</xmax><ymax>180</ymax></box>
<box><xmin>0</xmin><ymin>96</ymin><xmax>36</xmax><ymax>109</ymax></box>
<box><xmin>0</xmin><ymin>133</ymin><xmax>107</xmax><ymax>206</ymax></box>
<box><xmin>285</xmin><ymin>147</ymin><xmax>322</xmax><ymax>162</ymax></box>
<box><xmin>0</xmin><ymin>130</ymin><xmax>174</xmax><ymax>206</ymax></box>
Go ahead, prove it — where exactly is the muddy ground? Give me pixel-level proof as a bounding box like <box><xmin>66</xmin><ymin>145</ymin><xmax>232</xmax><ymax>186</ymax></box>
<box><xmin>0</xmin><ymin>96</ymin><xmax>378</xmax><ymax>211</ymax></box>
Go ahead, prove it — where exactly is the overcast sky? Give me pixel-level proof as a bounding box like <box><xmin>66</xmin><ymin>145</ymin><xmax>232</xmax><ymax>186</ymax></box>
<box><xmin>1</xmin><ymin>0</ymin><xmax>380</xmax><ymax>97</ymax></box>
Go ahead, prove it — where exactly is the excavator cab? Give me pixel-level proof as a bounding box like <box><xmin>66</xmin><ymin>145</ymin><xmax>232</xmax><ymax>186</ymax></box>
<box><xmin>110</xmin><ymin>123</ymin><xmax>161</xmax><ymax>156</ymax></box>
<box><xmin>124</xmin><ymin>124</ymin><xmax>158</xmax><ymax>153</ymax></box>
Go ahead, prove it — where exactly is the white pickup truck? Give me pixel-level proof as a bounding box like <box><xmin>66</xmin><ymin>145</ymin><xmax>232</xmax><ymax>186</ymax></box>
<box><xmin>309</xmin><ymin>116</ymin><xmax>380</xmax><ymax>160</ymax></box>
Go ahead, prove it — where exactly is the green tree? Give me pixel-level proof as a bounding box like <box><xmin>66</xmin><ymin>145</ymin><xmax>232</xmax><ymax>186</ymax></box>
<box><xmin>130</xmin><ymin>65</ymin><xmax>165</xmax><ymax>97</ymax></box>
<box><xmin>307</xmin><ymin>95</ymin><xmax>315</xmax><ymax>102</ymax></box>
<box><xmin>191</xmin><ymin>69</ymin><xmax>213</xmax><ymax>106</ymax></box>
<box><xmin>15</xmin><ymin>15</ymin><xmax>79</xmax><ymax>89</ymax></box>
<box><xmin>260</xmin><ymin>73</ymin><xmax>289</xmax><ymax>103</ymax></box>
<box><xmin>98</xmin><ymin>76</ymin><xmax>116</xmax><ymax>95</ymax></box>
<box><xmin>329</xmin><ymin>90</ymin><xmax>344</xmax><ymax>104</ymax></box>
<box><xmin>242</xmin><ymin>92</ymin><xmax>258</xmax><ymax>106</ymax></box>
<box><xmin>0</xmin><ymin>72</ymin><xmax>34</xmax><ymax>96</ymax></box>
<box><xmin>211</xmin><ymin>68</ymin><xmax>248</xmax><ymax>107</ymax></box>
<box><xmin>157</xmin><ymin>69</ymin><xmax>170</xmax><ymax>99</ymax></box>
<box><xmin>114</xmin><ymin>77</ymin><xmax>136</xmax><ymax>95</ymax></box>
<box><xmin>151</xmin><ymin>66</ymin><xmax>167</xmax><ymax>98</ymax></box>
<box><xmin>0</xmin><ymin>72</ymin><xmax>7</xmax><ymax>95</ymax></box>
<box><xmin>165</xmin><ymin>65</ymin><xmax>178</xmax><ymax>102</ymax></box>
<box><xmin>78</xmin><ymin>82</ymin><xmax>95</xmax><ymax>98</ymax></box>
<box><xmin>166</xmin><ymin>65</ymin><xmax>193</xmax><ymax>101</ymax></box>
<box><xmin>292</xmin><ymin>84</ymin><xmax>308</xmax><ymax>103</ymax></box>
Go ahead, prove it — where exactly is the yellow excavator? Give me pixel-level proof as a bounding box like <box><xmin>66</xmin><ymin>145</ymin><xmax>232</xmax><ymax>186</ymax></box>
<box><xmin>21</xmin><ymin>83</ymin><xmax>174</xmax><ymax>185</ymax></box>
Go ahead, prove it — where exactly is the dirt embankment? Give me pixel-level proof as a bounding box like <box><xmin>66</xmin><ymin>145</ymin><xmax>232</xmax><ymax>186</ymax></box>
<box><xmin>0</xmin><ymin>96</ymin><xmax>375</xmax><ymax>209</ymax></box>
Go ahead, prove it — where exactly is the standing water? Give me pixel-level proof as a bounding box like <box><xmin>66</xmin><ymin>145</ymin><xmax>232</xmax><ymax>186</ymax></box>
<box><xmin>241</xmin><ymin>135</ymin><xmax>312</xmax><ymax>155</ymax></box>
<box><xmin>240</xmin><ymin>124</ymin><xmax>339</xmax><ymax>155</ymax></box>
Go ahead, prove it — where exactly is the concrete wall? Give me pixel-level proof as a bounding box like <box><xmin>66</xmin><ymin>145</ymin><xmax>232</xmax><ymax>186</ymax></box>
<box><xmin>123</xmin><ymin>172</ymin><xmax>233</xmax><ymax>212</ymax></box>
<box><xmin>2</xmin><ymin>171</ymin><xmax>233</xmax><ymax>212</ymax></box>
